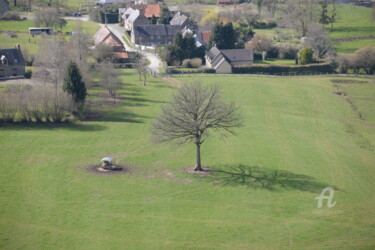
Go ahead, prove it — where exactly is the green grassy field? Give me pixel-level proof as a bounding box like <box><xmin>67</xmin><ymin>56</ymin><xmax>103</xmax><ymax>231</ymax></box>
<box><xmin>329</xmin><ymin>5</ymin><xmax>375</xmax><ymax>39</ymax></box>
<box><xmin>0</xmin><ymin>20</ymin><xmax>99</xmax><ymax>53</ymax></box>
<box><xmin>335</xmin><ymin>39</ymin><xmax>375</xmax><ymax>54</ymax></box>
<box><xmin>254</xmin><ymin>4</ymin><xmax>375</xmax><ymax>54</ymax></box>
<box><xmin>253</xmin><ymin>58</ymin><xmax>297</xmax><ymax>66</ymax></box>
<box><xmin>0</xmin><ymin>71</ymin><xmax>374</xmax><ymax>248</ymax></box>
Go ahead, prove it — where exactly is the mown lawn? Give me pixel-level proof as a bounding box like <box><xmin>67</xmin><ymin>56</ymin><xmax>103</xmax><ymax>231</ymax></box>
<box><xmin>335</xmin><ymin>39</ymin><xmax>375</xmax><ymax>54</ymax></box>
<box><xmin>0</xmin><ymin>71</ymin><xmax>374</xmax><ymax>248</ymax></box>
<box><xmin>253</xmin><ymin>58</ymin><xmax>297</xmax><ymax>66</ymax></box>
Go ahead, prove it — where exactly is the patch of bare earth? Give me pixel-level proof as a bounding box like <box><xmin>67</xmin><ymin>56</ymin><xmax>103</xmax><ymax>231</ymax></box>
<box><xmin>87</xmin><ymin>164</ymin><xmax>130</xmax><ymax>175</ymax></box>
<box><xmin>185</xmin><ymin>166</ymin><xmax>212</xmax><ymax>177</ymax></box>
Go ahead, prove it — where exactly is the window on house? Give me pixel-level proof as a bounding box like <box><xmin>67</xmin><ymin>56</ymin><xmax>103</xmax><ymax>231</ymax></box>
<box><xmin>0</xmin><ymin>69</ymin><xmax>4</xmax><ymax>77</ymax></box>
<box><xmin>12</xmin><ymin>68</ymin><xmax>17</xmax><ymax>76</ymax></box>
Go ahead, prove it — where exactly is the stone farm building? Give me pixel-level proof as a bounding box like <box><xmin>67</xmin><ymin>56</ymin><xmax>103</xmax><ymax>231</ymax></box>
<box><xmin>0</xmin><ymin>45</ymin><xmax>26</xmax><ymax>79</ymax></box>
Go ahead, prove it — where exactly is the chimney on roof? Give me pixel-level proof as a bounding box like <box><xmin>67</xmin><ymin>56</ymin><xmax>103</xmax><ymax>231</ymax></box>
<box><xmin>16</xmin><ymin>44</ymin><xmax>20</xmax><ymax>51</ymax></box>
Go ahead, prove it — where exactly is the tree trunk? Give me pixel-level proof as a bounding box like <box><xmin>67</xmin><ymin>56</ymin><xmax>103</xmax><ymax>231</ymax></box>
<box><xmin>194</xmin><ymin>142</ymin><xmax>203</xmax><ymax>171</ymax></box>
<box><xmin>13</xmin><ymin>0</ymin><xmax>16</xmax><ymax>6</ymax></box>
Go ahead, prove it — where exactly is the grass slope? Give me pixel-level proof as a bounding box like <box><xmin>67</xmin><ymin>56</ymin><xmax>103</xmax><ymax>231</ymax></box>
<box><xmin>0</xmin><ymin>72</ymin><xmax>374</xmax><ymax>248</ymax></box>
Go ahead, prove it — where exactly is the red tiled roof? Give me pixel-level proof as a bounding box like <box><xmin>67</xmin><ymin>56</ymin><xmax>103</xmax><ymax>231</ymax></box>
<box><xmin>113</xmin><ymin>51</ymin><xmax>129</xmax><ymax>59</ymax></box>
<box><xmin>144</xmin><ymin>4</ymin><xmax>161</xmax><ymax>18</ymax></box>
<box><xmin>201</xmin><ymin>31</ymin><xmax>212</xmax><ymax>44</ymax></box>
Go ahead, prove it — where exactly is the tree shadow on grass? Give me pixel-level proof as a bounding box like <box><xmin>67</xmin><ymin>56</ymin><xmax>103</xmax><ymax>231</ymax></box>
<box><xmin>0</xmin><ymin>122</ymin><xmax>108</xmax><ymax>132</ymax></box>
<box><xmin>209</xmin><ymin>165</ymin><xmax>338</xmax><ymax>193</ymax></box>
<box><xmin>120</xmin><ymin>96</ymin><xmax>167</xmax><ymax>107</ymax></box>
<box><xmin>85</xmin><ymin>109</ymin><xmax>148</xmax><ymax>123</ymax></box>
<box><xmin>331</xmin><ymin>27</ymin><xmax>375</xmax><ymax>36</ymax></box>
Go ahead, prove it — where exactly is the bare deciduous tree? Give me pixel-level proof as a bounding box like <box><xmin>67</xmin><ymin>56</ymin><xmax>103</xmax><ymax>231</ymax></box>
<box><xmin>34</xmin><ymin>9</ymin><xmax>61</xmax><ymax>27</ymax></box>
<box><xmin>282</xmin><ymin>0</ymin><xmax>318</xmax><ymax>37</ymax></box>
<box><xmin>98</xmin><ymin>61</ymin><xmax>122</xmax><ymax>104</ymax></box>
<box><xmin>247</xmin><ymin>34</ymin><xmax>273</xmax><ymax>53</ymax></box>
<box><xmin>151</xmin><ymin>82</ymin><xmax>243</xmax><ymax>171</ymax></box>
<box><xmin>0</xmin><ymin>85</ymin><xmax>73</xmax><ymax>123</ymax></box>
<box><xmin>93</xmin><ymin>44</ymin><xmax>114</xmax><ymax>63</ymax></box>
<box><xmin>34</xmin><ymin>35</ymin><xmax>68</xmax><ymax>87</ymax></box>
<box><xmin>135</xmin><ymin>55</ymin><xmax>148</xmax><ymax>86</ymax></box>
<box><xmin>303</xmin><ymin>25</ymin><xmax>332</xmax><ymax>58</ymax></box>
<box><xmin>66</xmin><ymin>22</ymin><xmax>92</xmax><ymax>87</ymax></box>
<box><xmin>264</xmin><ymin>0</ymin><xmax>278</xmax><ymax>17</ymax></box>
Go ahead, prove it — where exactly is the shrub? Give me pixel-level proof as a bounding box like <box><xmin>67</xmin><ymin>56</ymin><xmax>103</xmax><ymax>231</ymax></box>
<box><xmin>300</xmin><ymin>47</ymin><xmax>314</xmax><ymax>64</ymax></box>
<box><xmin>253</xmin><ymin>20</ymin><xmax>277</xmax><ymax>29</ymax></box>
<box><xmin>0</xmin><ymin>12</ymin><xmax>22</xmax><ymax>21</ymax></box>
<box><xmin>335</xmin><ymin>47</ymin><xmax>375</xmax><ymax>74</ymax></box>
<box><xmin>267</xmin><ymin>46</ymin><xmax>279</xmax><ymax>59</ymax></box>
<box><xmin>278</xmin><ymin>45</ymin><xmax>299</xmax><ymax>59</ymax></box>
<box><xmin>181</xmin><ymin>58</ymin><xmax>202</xmax><ymax>68</ymax></box>
<box><xmin>24</xmin><ymin>70</ymin><xmax>32</xmax><ymax>79</ymax></box>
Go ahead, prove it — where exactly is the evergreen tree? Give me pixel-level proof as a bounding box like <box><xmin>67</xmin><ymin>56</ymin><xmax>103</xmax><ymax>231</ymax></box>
<box><xmin>173</xmin><ymin>33</ymin><xmax>185</xmax><ymax>63</ymax></box>
<box><xmin>209</xmin><ymin>22</ymin><xmax>236</xmax><ymax>50</ymax></box>
<box><xmin>223</xmin><ymin>22</ymin><xmax>236</xmax><ymax>49</ymax></box>
<box><xmin>151</xmin><ymin>14</ymin><xmax>157</xmax><ymax>24</ymax></box>
<box><xmin>63</xmin><ymin>61</ymin><xmax>87</xmax><ymax>105</ymax></box>
<box><xmin>319</xmin><ymin>0</ymin><xmax>330</xmax><ymax>28</ymax></box>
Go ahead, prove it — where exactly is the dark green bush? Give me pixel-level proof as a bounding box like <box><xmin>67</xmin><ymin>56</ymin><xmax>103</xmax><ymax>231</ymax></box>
<box><xmin>24</xmin><ymin>70</ymin><xmax>32</xmax><ymax>79</ymax></box>
<box><xmin>253</xmin><ymin>20</ymin><xmax>277</xmax><ymax>29</ymax></box>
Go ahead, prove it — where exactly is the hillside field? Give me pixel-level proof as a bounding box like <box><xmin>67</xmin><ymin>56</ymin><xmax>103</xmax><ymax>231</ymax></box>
<box><xmin>0</xmin><ymin>20</ymin><xmax>99</xmax><ymax>53</ymax></box>
<box><xmin>0</xmin><ymin>71</ymin><xmax>374</xmax><ymax>248</ymax></box>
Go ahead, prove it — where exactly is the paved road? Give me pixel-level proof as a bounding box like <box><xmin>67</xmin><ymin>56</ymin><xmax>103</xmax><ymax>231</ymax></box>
<box><xmin>106</xmin><ymin>23</ymin><xmax>163</xmax><ymax>74</ymax></box>
<box><xmin>21</xmin><ymin>14</ymin><xmax>90</xmax><ymax>22</ymax></box>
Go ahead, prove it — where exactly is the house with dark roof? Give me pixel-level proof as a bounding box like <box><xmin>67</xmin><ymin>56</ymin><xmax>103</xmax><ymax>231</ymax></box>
<box><xmin>0</xmin><ymin>45</ymin><xmax>26</xmax><ymax>79</ymax></box>
<box><xmin>205</xmin><ymin>46</ymin><xmax>253</xmax><ymax>73</ymax></box>
<box><xmin>170</xmin><ymin>12</ymin><xmax>197</xmax><ymax>30</ymax></box>
<box><xmin>131</xmin><ymin>24</ymin><xmax>181</xmax><ymax>46</ymax></box>
<box><xmin>0</xmin><ymin>0</ymin><xmax>9</xmax><ymax>17</ymax></box>
<box><xmin>122</xmin><ymin>8</ymin><xmax>149</xmax><ymax>32</ymax></box>
<box><xmin>93</xmin><ymin>26</ymin><xmax>129</xmax><ymax>63</ymax></box>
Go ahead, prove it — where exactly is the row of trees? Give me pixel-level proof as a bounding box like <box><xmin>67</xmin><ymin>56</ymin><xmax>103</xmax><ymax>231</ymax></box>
<box><xmin>335</xmin><ymin>47</ymin><xmax>375</xmax><ymax>74</ymax></box>
<box><xmin>0</xmin><ymin>85</ymin><xmax>73</xmax><ymax>123</ymax></box>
